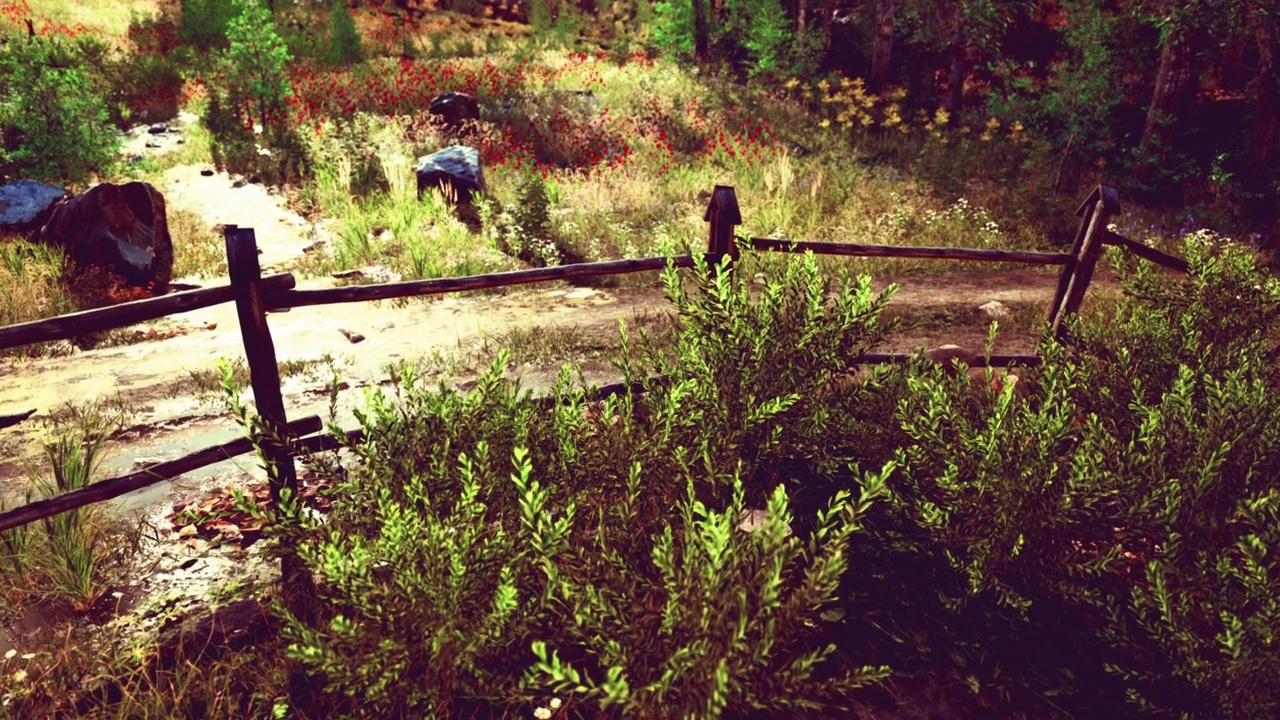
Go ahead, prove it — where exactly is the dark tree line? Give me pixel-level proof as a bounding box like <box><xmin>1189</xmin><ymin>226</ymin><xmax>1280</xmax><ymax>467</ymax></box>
<box><xmin>650</xmin><ymin>0</ymin><xmax>1279</xmax><ymax>246</ymax></box>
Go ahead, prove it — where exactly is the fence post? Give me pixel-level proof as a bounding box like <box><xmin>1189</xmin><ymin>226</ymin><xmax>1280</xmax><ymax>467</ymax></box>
<box><xmin>225</xmin><ymin>227</ymin><xmax>316</xmax><ymax>704</ymax></box>
<box><xmin>225</xmin><ymin>226</ymin><xmax>313</xmax><ymax>593</ymax></box>
<box><xmin>704</xmin><ymin>185</ymin><xmax>742</xmax><ymax>274</ymax></box>
<box><xmin>1049</xmin><ymin>185</ymin><xmax>1121</xmax><ymax>340</ymax></box>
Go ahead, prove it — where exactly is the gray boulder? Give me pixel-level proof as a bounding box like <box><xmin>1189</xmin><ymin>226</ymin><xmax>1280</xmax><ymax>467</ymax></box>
<box><xmin>37</xmin><ymin>181</ymin><xmax>174</xmax><ymax>291</ymax></box>
<box><xmin>416</xmin><ymin>146</ymin><xmax>486</xmax><ymax>206</ymax></box>
<box><xmin>428</xmin><ymin>92</ymin><xmax>480</xmax><ymax>128</ymax></box>
<box><xmin>0</xmin><ymin>180</ymin><xmax>69</xmax><ymax>236</ymax></box>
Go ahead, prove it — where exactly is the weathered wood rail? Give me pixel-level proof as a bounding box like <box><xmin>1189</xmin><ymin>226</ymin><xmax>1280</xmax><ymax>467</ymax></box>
<box><xmin>0</xmin><ymin>183</ymin><xmax>1183</xmax><ymax>627</ymax></box>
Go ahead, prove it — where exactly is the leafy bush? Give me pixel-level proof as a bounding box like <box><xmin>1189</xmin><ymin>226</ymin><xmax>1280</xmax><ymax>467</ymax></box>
<box><xmin>274</xmin><ymin>251</ymin><xmax>901</xmax><ymax>715</ymax></box>
<box><xmin>204</xmin><ymin>0</ymin><xmax>309</xmax><ymax>185</ymax></box>
<box><xmin>651</xmin><ymin>0</ymin><xmax>694</xmax><ymax>57</ymax></box>
<box><xmin>506</xmin><ymin>172</ymin><xmax>560</xmax><ymax>266</ymax></box>
<box><xmin>325</xmin><ymin>0</ymin><xmax>363</xmax><ymax>67</ymax></box>
<box><xmin>0</xmin><ymin>36</ymin><xmax>119</xmax><ymax>184</ymax></box>
<box><xmin>858</xmin><ymin>235</ymin><xmax>1280</xmax><ymax>716</ymax></box>
<box><xmin>179</xmin><ymin>0</ymin><xmax>238</xmax><ymax>50</ymax></box>
<box><xmin>104</xmin><ymin>53</ymin><xmax>185</xmax><ymax>125</ymax></box>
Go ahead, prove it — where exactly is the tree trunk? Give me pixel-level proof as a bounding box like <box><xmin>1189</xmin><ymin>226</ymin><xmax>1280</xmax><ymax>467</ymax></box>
<box><xmin>870</xmin><ymin>0</ymin><xmax>896</xmax><ymax>92</ymax></box>
<box><xmin>1248</xmin><ymin>24</ymin><xmax>1278</xmax><ymax>247</ymax></box>
<box><xmin>1136</xmin><ymin>29</ymin><xmax>1199</xmax><ymax>193</ymax></box>
<box><xmin>823</xmin><ymin>0</ymin><xmax>837</xmax><ymax>52</ymax></box>
<box><xmin>797</xmin><ymin>0</ymin><xmax>807</xmax><ymax>36</ymax></box>
<box><xmin>693</xmin><ymin>0</ymin><xmax>709</xmax><ymax>61</ymax></box>
<box><xmin>945</xmin><ymin>28</ymin><xmax>966</xmax><ymax>114</ymax></box>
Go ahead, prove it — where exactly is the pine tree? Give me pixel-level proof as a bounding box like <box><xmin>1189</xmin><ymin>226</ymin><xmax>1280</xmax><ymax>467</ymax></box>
<box><xmin>327</xmin><ymin>0</ymin><xmax>363</xmax><ymax>66</ymax></box>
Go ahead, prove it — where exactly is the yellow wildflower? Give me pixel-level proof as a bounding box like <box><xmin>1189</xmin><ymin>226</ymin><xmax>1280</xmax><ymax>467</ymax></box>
<box><xmin>820</xmin><ymin>119</ymin><xmax>831</xmax><ymax>128</ymax></box>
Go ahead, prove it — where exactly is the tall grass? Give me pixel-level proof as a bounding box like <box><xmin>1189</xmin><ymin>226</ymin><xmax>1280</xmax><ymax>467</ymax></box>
<box><xmin>0</xmin><ymin>239</ymin><xmax>78</xmax><ymax>356</ymax></box>
<box><xmin>1</xmin><ymin>402</ymin><xmax>137</xmax><ymax>614</ymax></box>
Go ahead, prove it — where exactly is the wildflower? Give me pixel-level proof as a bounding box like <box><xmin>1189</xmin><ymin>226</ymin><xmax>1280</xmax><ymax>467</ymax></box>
<box><xmin>19</xmin><ymin>654</ymin><xmax>32</xmax><ymax>661</ymax></box>
<box><xmin>534</xmin><ymin>707</ymin><xmax>552</xmax><ymax>719</ymax></box>
<box><xmin>11</xmin><ymin>670</ymin><xmax>24</xmax><ymax>683</ymax></box>
<box><xmin>784</xmin><ymin>77</ymin><xmax>799</xmax><ymax>89</ymax></box>
<box><xmin>550</xmin><ymin>698</ymin><xmax>563</xmax><ymax>710</ymax></box>
<box><xmin>820</xmin><ymin>119</ymin><xmax>830</xmax><ymax>128</ymax></box>
<box><xmin>2</xmin><ymin>650</ymin><xmax>12</xmax><ymax>661</ymax></box>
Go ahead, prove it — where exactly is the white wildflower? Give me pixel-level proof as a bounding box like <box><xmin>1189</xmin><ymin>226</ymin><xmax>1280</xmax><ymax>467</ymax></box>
<box><xmin>2</xmin><ymin>650</ymin><xmax>13</xmax><ymax>661</ymax></box>
<box><xmin>549</xmin><ymin>698</ymin><xmax>562</xmax><ymax>710</ymax></box>
<box><xmin>533</xmin><ymin>707</ymin><xmax>552</xmax><ymax>719</ymax></box>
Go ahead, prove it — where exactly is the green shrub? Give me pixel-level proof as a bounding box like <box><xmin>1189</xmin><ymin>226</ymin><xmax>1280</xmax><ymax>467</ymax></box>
<box><xmin>325</xmin><ymin>0</ymin><xmax>363</xmax><ymax>67</ymax></box>
<box><xmin>507</xmin><ymin>172</ymin><xmax>559</xmax><ymax>266</ymax></box>
<box><xmin>651</xmin><ymin>0</ymin><xmax>694</xmax><ymax>56</ymax></box>
<box><xmin>0</xmin><ymin>36</ymin><xmax>119</xmax><ymax>184</ymax></box>
<box><xmin>179</xmin><ymin>0</ymin><xmax>238</xmax><ymax>50</ymax></box>
<box><xmin>861</xmin><ymin>236</ymin><xmax>1280</xmax><ymax>716</ymax></box>
<box><xmin>204</xmin><ymin>0</ymin><xmax>308</xmax><ymax>185</ymax></box>
<box><xmin>271</xmin><ymin>251</ymin><xmax>901</xmax><ymax>715</ymax></box>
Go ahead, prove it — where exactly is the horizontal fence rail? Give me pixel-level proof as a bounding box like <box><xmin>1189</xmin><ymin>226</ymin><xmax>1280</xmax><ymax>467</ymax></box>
<box><xmin>749</xmin><ymin>237</ymin><xmax>1074</xmax><ymax>266</ymax></box>
<box><xmin>0</xmin><ymin>273</ymin><xmax>296</xmax><ymax>351</ymax></box>
<box><xmin>0</xmin><ymin>416</ymin><xmax>323</xmax><ymax>534</ymax></box>
<box><xmin>1104</xmin><ymin>231</ymin><xmax>1190</xmax><ymax>273</ymax></box>
<box><xmin>267</xmin><ymin>255</ymin><xmax>702</xmax><ymax>310</ymax></box>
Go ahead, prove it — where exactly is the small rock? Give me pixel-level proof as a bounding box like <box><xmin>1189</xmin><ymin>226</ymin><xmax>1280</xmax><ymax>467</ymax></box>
<box><xmin>248</xmin><ymin>175</ymin><xmax>262</xmax><ymax>184</ymax></box>
<box><xmin>738</xmin><ymin>508</ymin><xmax>792</xmax><ymax>536</ymax></box>
<box><xmin>923</xmin><ymin>345</ymin><xmax>981</xmax><ymax>376</ymax></box>
<box><xmin>338</xmin><ymin>328</ymin><xmax>365</xmax><ymax>344</ymax></box>
<box><xmin>130</xmin><ymin>456</ymin><xmax>163</xmax><ymax>470</ymax></box>
<box><xmin>979</xmin><ymin>300</ymin><xmax>1010</xmax><ymax>321</ymax></box>
<box><xmin>148</xmin><ymin>124</ymin><xmax>169</xmax><ymax>135</ymax></box>
<box><xmin>176</xmin><ymin>138</ymin><xmax>185</xmax><ymax>144</ymax></box>
<box><xmin>144</xmin><ymin>141</ymin><xmax>160</xmax><ymax>149</ymax></box>
<box><xmin>231</xmin><ymin>179</ymin><xmax>247</xmax><ymax>189</ymax></box>
<box><xmin>302</xmin><ymin>240</ymin><xmax>326</xmax><ymax>253</ymax></box>
<box><xmin>200</xmin><ymin>169</ymin><xmax>214</xmax><ymax>177</ymax></box>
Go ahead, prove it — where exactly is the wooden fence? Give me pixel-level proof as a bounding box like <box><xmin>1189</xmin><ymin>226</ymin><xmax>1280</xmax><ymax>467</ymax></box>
<box><xmin>0</xmin><ymin>183</ymin><xmax>1189</xmax><ymax>611</ymax></box>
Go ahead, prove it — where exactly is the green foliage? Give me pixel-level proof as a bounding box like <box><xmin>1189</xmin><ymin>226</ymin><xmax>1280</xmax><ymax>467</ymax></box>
<box><xmin>274</xmin><ymin>251</ymin><xmax>900</xmax><ymax>715</ymax></box>
<box><xmin>985</xmin><ymin>0</ymin><xmax>1124</xmax><ymax>190</ymax></box>
<box><xmin>225</xmin><ymin>0</ymin><xmax>293</xmax><ymax>136</ymax></box>
<box><xmin>325</xmin><ymin>0</ymin><xmax>363</xmax><ymax>67</ymax></box>
<box><xmin>180</xmin><ymin>0</ymin><xmax>238</xmax><ymax>50</ymax></box>
<box><xmin>206</xmin><ymin>0</ymin><xmax>308</xmax><ymax>185</ymax></box>
<box><xmin>528</xmin><ymin>0</ymin><xmax>554</xmax><ymax>36</ymax></box>
<box><xmin>651</xmin><ymin>0</ymin><xmax>694</xmax><ymax>57</ymax></box>
<box><xmin>0</xmin><ymin>36</ymin><xmax>119</xmax><ymax>184</ymax></box>
<box><xmin>1</xmin><ymin>403</ymin><xmax>136</xmax><ymax>614</ymax></box>
<box><xmin>862</xmin><ymin>236</ymin><xmax>1280</xmax><ymax>715</ymax></box>
<box><xmin>618</xmin><ymin>251</ymin><xmax>897</xmax><ymax>492</ymax></box>
<box><xmin>740</xmin><ymin>0</ymin><xmax>791</xmax><ymax>77</ymax></box>
<box><xmin>534</xmin><ymin>473</ymin><xmax>893</xmax><ymax>717</ymax></box>
<box><xmin>508</xmin><ymin>172</ymin><xmax>558</xmax><ymax>266</ymax></box>
<box><xmin>283</xmin><ymin>441</ymin><xmax>561</xmax><ymax>715</ymax></box>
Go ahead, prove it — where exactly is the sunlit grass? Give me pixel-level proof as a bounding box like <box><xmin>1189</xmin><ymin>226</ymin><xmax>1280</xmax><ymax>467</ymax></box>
<box><xmin>26</xmin><ymin>0</ymin><xmax>160</xmax><ymax>39</ymax></box>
